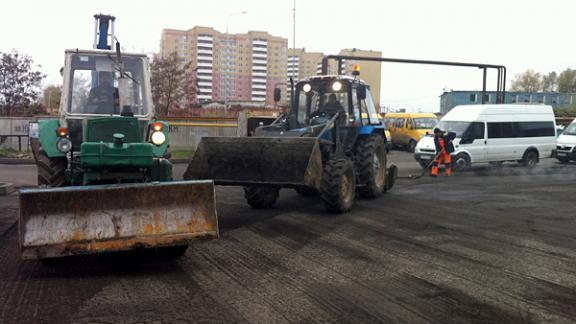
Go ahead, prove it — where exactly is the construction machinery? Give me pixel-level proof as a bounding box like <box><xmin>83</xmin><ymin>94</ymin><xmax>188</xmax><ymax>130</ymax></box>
<box><xmin>185</xmin><ymin>65</ymin><xmax>397</xmax><ymax>213</ymax></box>
<box><xmin>20</xmin><ymin>14</ymin><xmax>218</xmax><ymax>260</ymax></box>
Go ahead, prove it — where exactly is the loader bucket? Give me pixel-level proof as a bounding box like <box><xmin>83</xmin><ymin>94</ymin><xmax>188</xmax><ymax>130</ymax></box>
<box><xmin>19</xmin><ymin>180</ymin><xmax>218</xmax><ymax>259</ymax></box>
<box><xmin>185</xmin><ymin>137</ymin><xmax>323</xmax><ymax>189</ymax></box>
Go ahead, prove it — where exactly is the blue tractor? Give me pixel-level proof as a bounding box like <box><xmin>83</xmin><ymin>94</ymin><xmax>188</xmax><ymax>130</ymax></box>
<box><xmin>185</xmin><ymin>68</ymin><xmax>396</xmax><ymax>213</ymax></box>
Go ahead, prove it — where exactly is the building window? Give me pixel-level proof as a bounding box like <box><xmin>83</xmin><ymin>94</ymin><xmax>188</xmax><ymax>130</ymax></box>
<box><xmin>469</xmin><ymin>94</ymin><xmax>477</xmax><ymax>102</ymax></box>
<box><xmin>483</xmin><ymin>94</ymin><xmax>490</xmax><ymax>102</ymax></box>
<box><xmin>524</xmin><ymin>95</ymin><xmax>531</xmax><ymax>103</ymax></box>
<box><xmin>511</xmin><ymin>95</ymin><xmax>517</xmax><ymax>103</ymax></box>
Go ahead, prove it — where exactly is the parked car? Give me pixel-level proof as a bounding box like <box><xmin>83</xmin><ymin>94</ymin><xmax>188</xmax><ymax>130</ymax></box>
<box><xmin>414</xmin><ymin>105</ymin><xmax>557</xmax><ymax>170</ymax></box>
<box><xmin>383</xmin><ymin>112</ymin><xmax>438</xmax><ymax>152</ymax></box>
<box><xmin>555</xmin><ymin>120</ymin><xmax>576</xmax><ymax>163</ymax></box>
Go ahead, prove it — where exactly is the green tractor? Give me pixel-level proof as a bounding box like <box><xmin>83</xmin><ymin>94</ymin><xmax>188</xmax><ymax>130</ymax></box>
<box><xmin>20</xmin><ymin>15</ymin><xmax>218</xmax><ymax>260</ymax></box>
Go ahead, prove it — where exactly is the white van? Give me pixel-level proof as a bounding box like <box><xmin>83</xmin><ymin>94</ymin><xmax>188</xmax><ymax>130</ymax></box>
<box><xmin>556</xmin><ymin>120</ymin><xmax>576</xmax><ymax>163</ymax></box>
<box><xmin>414</xmin><ymin>104</ymin><xmax>557</xmax><ymax>170</ymax></box>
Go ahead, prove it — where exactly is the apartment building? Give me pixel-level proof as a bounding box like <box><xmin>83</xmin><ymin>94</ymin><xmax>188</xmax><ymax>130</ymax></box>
<box><xmin>286</xmin><ymin>48</ymin><xmax>382</xmax><ymax>105</ymax></box>
<box><xmin>160</xmin><ymin>27</ymin><xmax>288</xmax><ymax>106</ymax></box>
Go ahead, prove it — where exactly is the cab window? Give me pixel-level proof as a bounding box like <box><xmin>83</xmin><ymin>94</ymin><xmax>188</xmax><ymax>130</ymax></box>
<box><xmin>395</xmin><ymin>118</ymin><xmax>405</xmax><ymax>128</ymax></box>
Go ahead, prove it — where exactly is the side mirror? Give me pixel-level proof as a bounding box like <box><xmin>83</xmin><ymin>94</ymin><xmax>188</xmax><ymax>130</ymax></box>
<box><xmin>274</xmin><ymin>88</ymin><xmax>281</xmax><ymax>103</ymax></box>
<box><xmin>357</xmin><ymin>85</ymin><xmax>366</xmax><ymax>100</ymax></box>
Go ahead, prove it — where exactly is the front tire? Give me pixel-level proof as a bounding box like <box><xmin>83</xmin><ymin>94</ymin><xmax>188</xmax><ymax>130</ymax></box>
<box><xmin>521</xmin><ymin>150</ymin><xmax>539</xmax><ymax>168</ymax></box>
<box><xmin>557</xmin><ymin>157</ymin><xmax>570</xmax><ymax>164</ymax></box>
<box><xmin>407</xmin><ymin>140</ymin><xmax>417</xmax><ymax>153</ymax></box>
<box><xmin>356</xmin><ymin>136</ymin><xmax>386</xmax><ymax>199</ymax></box>
<box><xmin>35</xmin><ymin>147</ymin><xmax>68</xmax><ymax>187</ymax></box>
<box><xmin>320</xmin><ymin>158</ymin><xmax>356</xmax><ymax>213</ymax></box>
<box><xmin>453</xmin><ymin>153</ymin><xmax>471</xmax><ymax>172</ymax></box>
<box><xmin>244</xmin><ymin>186</ymin><xmax>279</xmax><ymax>209</ymax></box>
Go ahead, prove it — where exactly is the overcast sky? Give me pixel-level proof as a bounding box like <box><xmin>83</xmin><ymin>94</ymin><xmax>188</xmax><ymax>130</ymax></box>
<box><xmin>1</xmin><ymin>0</ymin><xmax>574</xmax><ymax>112</ymax></box>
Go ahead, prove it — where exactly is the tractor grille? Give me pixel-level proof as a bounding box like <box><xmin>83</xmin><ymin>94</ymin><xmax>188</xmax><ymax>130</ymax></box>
<box><xmin>85</xmin><ymin>118</ymin><xmax>142</xmax><ymax>143</ymax></box>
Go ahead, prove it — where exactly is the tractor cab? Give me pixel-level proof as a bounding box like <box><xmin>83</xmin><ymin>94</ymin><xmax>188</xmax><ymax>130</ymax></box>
<box><xmin>292</xmin><ymin>75</ymin><xmax>381</xmax><ymax>128</ymax></box>
<box><xmin>63</xmin><ymin>50</ymin><xmax>152</xmax><ymax>118</ymax></box>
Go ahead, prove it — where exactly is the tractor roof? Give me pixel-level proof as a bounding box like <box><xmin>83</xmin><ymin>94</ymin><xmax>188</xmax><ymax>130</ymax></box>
<box><xmin>300</xmin><ymin>75</ymin><xmax>368</xmax><ymax>85</ymax></box>
<box><xmin>65</xmin><ymin>49</ymin><xmax>149</xmax><ymax>58</ymax></box>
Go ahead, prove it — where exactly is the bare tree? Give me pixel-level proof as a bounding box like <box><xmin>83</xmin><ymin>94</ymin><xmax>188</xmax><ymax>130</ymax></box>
<box><xmin>557</xmin><ymin>69</ymin><xmax>576</xmax><ymax>93</ymax></box>
<box><xmin>150</xmin><ymin>53</ymin><xmax>191</xmax><ymax>116</ymax></box>
<box><xmin>0</xmin><ymin>51</ymin><xmax>45</xmax><ymax>116</ymax></box>
<box><xmin>541</xmin><ymin>72</ymin><xmax>558</xmax><ymax>92</ymax></box>
<box><xmin>43</xmin><ymin>85</ymin><xmax>61</xmax><ymax>115</ymax></box>
<box><xmin>510</xmin><ymin>70</ymin><xmax>542</xmax><ymax>92</ymax></box>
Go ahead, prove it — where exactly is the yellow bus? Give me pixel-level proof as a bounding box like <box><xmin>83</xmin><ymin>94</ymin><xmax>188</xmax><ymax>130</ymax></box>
<box><xmin>382</xmin><ymin>112</ymin><xmax>438</xmax><ymax>152</ymax></box>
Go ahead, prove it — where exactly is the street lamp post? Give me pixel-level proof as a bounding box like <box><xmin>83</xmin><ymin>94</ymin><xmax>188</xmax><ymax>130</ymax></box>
<box><xmin>224</xmin><ymin>11</ymin><xmax>247</xmax><ymax>115</ymax></box>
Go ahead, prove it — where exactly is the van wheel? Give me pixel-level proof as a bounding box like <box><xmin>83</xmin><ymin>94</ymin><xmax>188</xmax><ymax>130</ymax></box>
<box><xmin>453</xmin><ymin>153</ymin><xmax>471</xmax><ymax>171</ymax></box>
<box><xmin>418</xmin><ymin>160</ymin><xmax>430</xmax><ymax>169</ymax></box>
<box><xmin>557</xmin><ymin>157</ymin><xmax>570</xmax><ymax>164</ymax></box>
<box><xmin>521</xmin><ymin>150</ymin><xmax>539</xmax><ymax>168</ymax></box>
<box><xmin>407</xmin><ymin>140</ymin><xmax>417</xmax><ymax>153</ymax></box>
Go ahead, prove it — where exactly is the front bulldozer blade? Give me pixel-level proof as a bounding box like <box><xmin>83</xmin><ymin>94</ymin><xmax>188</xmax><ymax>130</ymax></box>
<box><xmin>185</xmin><ymin>137</ymin><xmax>323</xmax><ymax>189</ymax></box>
<box><xmin>19</xmin><ymin>180</ymin><xmax>218</xmax><ymax>259</ymax></box>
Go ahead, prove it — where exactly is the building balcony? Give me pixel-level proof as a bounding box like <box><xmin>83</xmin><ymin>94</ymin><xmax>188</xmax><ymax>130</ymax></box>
<box><xmin>198</xmin><ymin>81</ymin><xmax>213</xmax><ymax>87</ymax></box>
<box><xmin>251</xmin><ymin>72</ymin><xmax>267</xmax><ymax>77</ymax></box>
<box><xmin>252</xmin><ymin>53</ymin><xmax>267</xmax><ymax>59</ymax></box>
<box><xmin>197</xmin><ymin>35</ymin><xmax>213</xmax><ymax>41</ymax></box>
<box><xmin>197</xmin><ymin>62</ymin><xmax>213</xmax><ymax>68</ymax></box>
<box><xmin>252</xmin><ymin>84</ymin><xmax>267</xmax><ymax>90</ymax></box>
<box><xmin>197</xmin><ymin>49</ymin><xmax>213</xmax><ymax>55</ymax></box>
<box><xmin>252</xmin><ymin>39</ymin><xmax>268</xmax><ymax>46</ymax></box>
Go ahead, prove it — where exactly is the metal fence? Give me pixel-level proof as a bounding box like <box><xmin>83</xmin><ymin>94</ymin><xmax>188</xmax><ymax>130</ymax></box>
<box><xmin>0</xmin><ymin>116</ymin><xmax>239</xmax><ymax>152</ymax></box>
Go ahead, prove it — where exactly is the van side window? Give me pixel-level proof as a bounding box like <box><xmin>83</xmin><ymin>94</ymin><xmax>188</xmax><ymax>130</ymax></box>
<box><xmin>488</xmin><ymin>122</ymin><xmax>516</xmax><ymax>139</ymax></box>
<box><xmin>395</xmin><ymin>118</ymin><xmax>405</xmax><ymax>128</ymax></box>
<box><xmin>517</xmin><ymin>122</ymin><xmax>555</xmax><ymax>137</ymax></box>
<box><xmin>488</xmin><ymin>122</ymin><xmax>555</xmax><ymax>138</ymax></box>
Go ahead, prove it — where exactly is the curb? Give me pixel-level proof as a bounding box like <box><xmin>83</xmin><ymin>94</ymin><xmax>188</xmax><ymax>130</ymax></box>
<box><xmin>0</xmin><ymin>158</ymin><xmax>34</xmax><ymax>165</ymax></box>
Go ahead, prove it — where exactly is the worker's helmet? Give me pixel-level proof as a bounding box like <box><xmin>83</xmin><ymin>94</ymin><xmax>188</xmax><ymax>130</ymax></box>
<box><xmin>433</xmin><ymin>127</ymin><xmax>443</xmax><ymax>134</ymax></box>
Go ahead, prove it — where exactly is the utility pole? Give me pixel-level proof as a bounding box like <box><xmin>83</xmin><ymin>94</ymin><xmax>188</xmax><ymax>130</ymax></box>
<box><xmin>292</xmin><ymin>0</ymin><xmax>296</xmax><ymax>81</ymax></box>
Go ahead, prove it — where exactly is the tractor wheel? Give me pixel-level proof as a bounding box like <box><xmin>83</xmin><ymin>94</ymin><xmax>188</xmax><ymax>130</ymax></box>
<box><xmin>356</xmin><ymin>136</ymin><xmax>386</xmax><ymax>199</ymax></box>
<box><xmin>244</xmin><ymin>186</ymin><xmax>279</xmax><ymax>209</ymax></box>
<box><xmin>36</xmin><ymin>147</ymin><xmax>68</xmax><ymax>187</ymax></box>
<box><xmin>294</xmin><ymin>187</ymin><xmax>320</xmax><ymax>197</ymax></box>
<box><xmin>320</xmin><ymin>158</ymin><xmax>356</xmax><ymax>213</ymax></box>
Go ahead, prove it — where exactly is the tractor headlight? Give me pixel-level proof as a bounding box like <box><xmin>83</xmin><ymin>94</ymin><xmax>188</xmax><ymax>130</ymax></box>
<box><xmin>332</xmin><ymin>81</ymin><xmax>342</xmax><ymax>92</ymax></box>
<box><xmin>151</xmin><ymin>131</ymin><xmax>166</xmax><ymax>146</ymax></box>
<box><xmin>56</xmin><ymin>138</ymin><xmax>72</xmax><ymax>153</ymax></box>
<box><xmin>302</xmin><ymin>83</ymin><xmax>311</xmax><ymax>93</ymax></box>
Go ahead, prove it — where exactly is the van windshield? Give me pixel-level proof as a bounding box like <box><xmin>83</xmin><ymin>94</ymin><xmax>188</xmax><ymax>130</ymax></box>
<box><xmin>563</xmin><ymin>123</ymin><xmax>576</xmax><ymax>136</ymax></box>
<box><xmin>414</xmin><ymin>118</ymin><xmax>438</xmax><ymax>129</ymax></box>
<box><xmin>435</xmin><ymin>121</ymin><xmax>472</xmax><ymax>137</ymax></box>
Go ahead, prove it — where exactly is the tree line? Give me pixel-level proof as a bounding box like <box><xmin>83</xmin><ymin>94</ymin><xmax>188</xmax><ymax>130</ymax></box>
<box><xmin>511</xmin><ymin>69</ymin><xmax>576</xmax><ymax>93</ymax></box>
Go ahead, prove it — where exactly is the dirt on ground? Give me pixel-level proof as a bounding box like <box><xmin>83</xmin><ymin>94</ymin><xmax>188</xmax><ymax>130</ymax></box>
<box><xmin>1</xmin><ymin>153</ymin><xmax>576</xmax><ymax>323</ymax></box>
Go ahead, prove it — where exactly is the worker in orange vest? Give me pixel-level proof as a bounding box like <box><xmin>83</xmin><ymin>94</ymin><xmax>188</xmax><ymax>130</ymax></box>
<box><xmin>431</xmin><ymin>128</ymin><xmax>456</xmax><ymax>177</ymax></box>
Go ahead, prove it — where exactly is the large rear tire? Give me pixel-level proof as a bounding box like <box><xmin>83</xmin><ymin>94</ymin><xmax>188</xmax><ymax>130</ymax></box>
<box><xmin>321</xmin><ymin>158</ymin><xmax>356</xmax><ymax>213</ymax></box>
<box><xmin>244</xmin><ymin>186</ymin><xmax>279</xmax><ymax>209</ymax></box>
<box><xmin>356</xmin><ymin>136</ymin><xmax>386</xmax><ymax>199</ymax></box>
<box><xmin>35</xmin><ymin>147</ymin><xmax>67</xmax><ymax>187</ymax></box>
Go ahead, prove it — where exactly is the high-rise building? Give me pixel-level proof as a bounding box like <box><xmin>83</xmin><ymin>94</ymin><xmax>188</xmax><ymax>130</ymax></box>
<box><xmin>285</xmin><ymin>48</ymin><xmax>382</xmax><ymax>105</ymax></box>
<box><xmin>160</xmin><ymin>27</ymin><xmax>288</xmax><ymax>106</ymax></box>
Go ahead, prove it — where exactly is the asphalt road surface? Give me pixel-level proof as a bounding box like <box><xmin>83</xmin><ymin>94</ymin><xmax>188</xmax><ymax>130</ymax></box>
<box><xmin>1</xmin><ymin>152</ymin><xmax>576</xmax><ymax>323</ymax></box>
